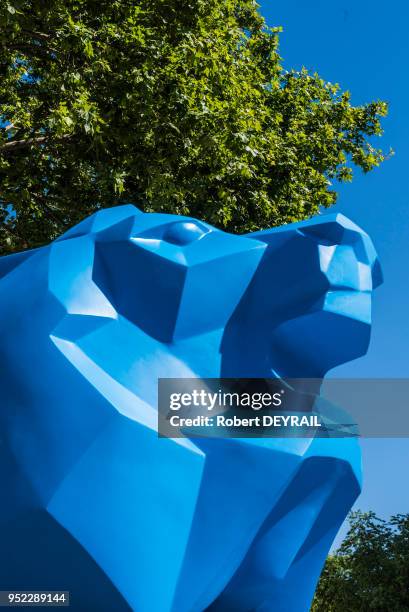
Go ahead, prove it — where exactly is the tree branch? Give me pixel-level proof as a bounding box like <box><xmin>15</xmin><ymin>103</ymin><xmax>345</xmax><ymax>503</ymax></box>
<box><xmin>1</xmin><ymin>136</ymin><xmax>47</xmax><ymax>150</ymax></box>
<box><xmin>0</xmin><ymin>134</ymin><xmax>72</xmax><ymax>153</ymax></box>
<box><xmin>32</xmin><ymin>191</ymin><xmax>66</xmax><ymax>227</ymax></box>
<box><xmin>21</xmin><ymin>29</ymin><xmax>52</xmax><ymax>41</ymax></box>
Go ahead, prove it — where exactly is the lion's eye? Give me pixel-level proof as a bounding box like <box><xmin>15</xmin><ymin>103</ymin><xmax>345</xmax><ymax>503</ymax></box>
<box><xmin>162</xmin><ymin>221</ymin><xmax>208</xmax><ymax>246</ymax></box>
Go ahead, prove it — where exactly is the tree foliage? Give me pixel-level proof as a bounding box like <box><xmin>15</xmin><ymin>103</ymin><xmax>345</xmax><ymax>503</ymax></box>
<box><xmin>0</xmin><ymin>0</ymin><xmax>388</xmax><ymax>253</ymax></box>
<box><xmin>312</xmin><ymin>511</ymin><xmax>409</xmax><ymax>612</ymax></box>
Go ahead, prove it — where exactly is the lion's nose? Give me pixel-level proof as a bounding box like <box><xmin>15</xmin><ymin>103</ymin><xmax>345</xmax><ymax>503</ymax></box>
<box><xmin>162</xmin><ymin>221</ymin><xmax>209</xmax><ymax>246</ymax></box>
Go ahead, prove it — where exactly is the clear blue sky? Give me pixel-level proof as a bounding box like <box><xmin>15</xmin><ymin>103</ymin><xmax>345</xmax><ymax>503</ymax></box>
<box><xmin>259</xmin><ymin>0</ymin><xmax>409</xmax><ymax>545</ymax></box>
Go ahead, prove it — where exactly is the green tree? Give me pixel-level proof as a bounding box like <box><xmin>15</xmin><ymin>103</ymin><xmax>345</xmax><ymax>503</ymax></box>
<box><xmin>0</xmin><ymin>0</ymin><xmax>388</xmax><ymax>254</ymax></box>
<box><xmin>312</xmin><ymin>511</ymin><xmax>409</xmax><ymax>612</ymax></box>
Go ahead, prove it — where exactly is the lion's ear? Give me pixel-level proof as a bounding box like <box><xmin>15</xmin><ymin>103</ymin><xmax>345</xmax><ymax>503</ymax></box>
<box><xmin>57</xmin><ymin>204</ymin><xmax>141</xmax><ymax>242</ymax></box>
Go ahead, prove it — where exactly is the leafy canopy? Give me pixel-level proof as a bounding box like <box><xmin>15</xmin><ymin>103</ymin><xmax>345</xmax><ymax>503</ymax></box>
<box><xmin>0</xmin><ymin>0</ymin><xmax>388</xmax><ymax>253</ymax></box>
<box><xmin>312</xmin><ymin>511</ymin><xmax>409</xmax><ymax>612</ymax></box>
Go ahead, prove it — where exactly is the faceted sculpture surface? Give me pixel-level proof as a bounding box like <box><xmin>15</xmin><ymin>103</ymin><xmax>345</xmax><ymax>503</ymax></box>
<box><xmin>0</xmin><ymin>206</ymin><xmax>381</xmax><ymax>611</ymax></box>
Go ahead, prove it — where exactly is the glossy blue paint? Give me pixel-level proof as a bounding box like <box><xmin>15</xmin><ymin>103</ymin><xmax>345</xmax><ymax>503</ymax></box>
<box><xmin>0</xmin><ymin>205</ymin><xmax>381</xmax><ymax>611</ymax></box>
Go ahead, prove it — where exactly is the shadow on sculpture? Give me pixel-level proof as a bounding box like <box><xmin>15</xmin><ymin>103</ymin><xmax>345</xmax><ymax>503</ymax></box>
<box><xmin>0</xmin><ymin>205</ymin><xmax>382</xmax><ymax>611</ymax></box>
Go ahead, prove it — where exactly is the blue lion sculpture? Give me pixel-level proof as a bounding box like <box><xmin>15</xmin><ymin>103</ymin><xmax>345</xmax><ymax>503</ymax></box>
<box><xmin>0</xmin><ymin>205</ymin><xmax>382</xmax><ymax>611</ymax></box>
